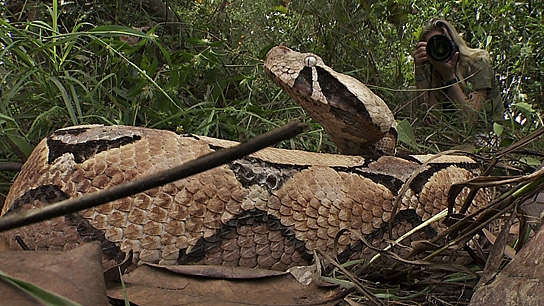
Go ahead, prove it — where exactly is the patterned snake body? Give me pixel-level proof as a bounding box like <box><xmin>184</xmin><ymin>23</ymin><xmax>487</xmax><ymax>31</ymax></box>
<box><xmin>0</xmin><ymin>47</ymin><xmax>490</xmax><ymax>270</ymax></box>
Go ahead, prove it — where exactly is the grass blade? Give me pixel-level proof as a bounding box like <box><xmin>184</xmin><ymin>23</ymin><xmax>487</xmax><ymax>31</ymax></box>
<box><xmin>0</xmin><ymin>268</ymin><xmax>82</xmax><ymax>306</ymax></box>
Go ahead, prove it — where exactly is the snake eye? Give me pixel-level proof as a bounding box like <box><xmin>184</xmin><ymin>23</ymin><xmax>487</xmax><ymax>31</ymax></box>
<box><xmin>304</xmin><ymin>56</ymin><xmax>317</xmax><ymax>67</ymax></box>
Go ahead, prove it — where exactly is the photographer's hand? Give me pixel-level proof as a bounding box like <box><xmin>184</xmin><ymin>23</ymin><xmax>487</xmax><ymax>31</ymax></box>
<box><xmin>430</xmin><ymin>51</ymin><xmax>459</xmax><ymax>81</ymax></box>
<box><xmin>414</xmin><ymin>42</ymin><xmax>428</xmax><ymax>65</ymax></box>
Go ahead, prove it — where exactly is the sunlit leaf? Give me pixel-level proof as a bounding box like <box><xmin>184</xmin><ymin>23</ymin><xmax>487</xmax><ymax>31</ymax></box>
<box><xmin>396</xmin><ymin>119</ymin><xmax>419</xmax><ymax>151</ymax></box>
<box><xmin>272</xmin><ymin>5</ymin><xmax>288</xmax><ymax>14</ymax></box>
<box><xmin>493</xmin><ymin>122</ymin><xmax>504</xmax><ymax>137</ymax></box>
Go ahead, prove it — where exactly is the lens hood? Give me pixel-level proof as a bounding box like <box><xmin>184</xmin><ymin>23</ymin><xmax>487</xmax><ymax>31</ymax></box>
<box><xmin>426</xmin><ymin>35</ymin><xmax>458</xmax><ymax>62</ymax></box>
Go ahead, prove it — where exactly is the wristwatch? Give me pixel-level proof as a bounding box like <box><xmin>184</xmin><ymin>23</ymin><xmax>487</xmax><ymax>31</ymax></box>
<box><xmin>415</xmin><ymin>73</ymin><xmax>427</xmax><ymax>82</ymax></box>
<box><xmin>443</xmin><ymin>76</ymin><xmax>460</xmax><ymax>86</ymax></box>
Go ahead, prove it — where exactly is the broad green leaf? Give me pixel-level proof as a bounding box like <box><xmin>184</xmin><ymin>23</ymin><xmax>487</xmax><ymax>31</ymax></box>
<box><xmin>396</xmin><ymin>119</ymin><xmax>419</xmax><ymax>151</ymax></box>
<box><xmin>272</xmin><ymin>5</ymin><xmax>288</xmax><ymax>14</ymax></box>
<box><xmin>493</xmin><ymin>122</ymin><xmax>504</xmax><ymax>137</ymax></box>
<box><xmin>520</xmin><ymin>156</ymin><xmax>542</xmax><ymax>167</ymax></box>
<box><xmin>512</xmin><ymin>102</ymin><xmax>535</xmax><ymax>119</ymax></box>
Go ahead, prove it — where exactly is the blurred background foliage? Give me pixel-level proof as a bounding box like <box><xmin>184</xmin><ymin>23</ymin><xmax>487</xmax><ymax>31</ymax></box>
<box><xmin>0</xmin><ymin>0</ymin><xmax>543</xmax><ymax>180</ymax></box>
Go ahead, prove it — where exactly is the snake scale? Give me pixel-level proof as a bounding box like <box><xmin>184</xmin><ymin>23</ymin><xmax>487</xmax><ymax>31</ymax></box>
<box><xmin>0</xmin><ymin>46</ymin><xmax>490</xmax><ymax>270</ymax></box>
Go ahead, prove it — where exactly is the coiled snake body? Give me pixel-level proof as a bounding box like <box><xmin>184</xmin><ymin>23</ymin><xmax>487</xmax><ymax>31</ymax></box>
<box><xmin>0</xmin><ymin>46</ymin><xmax>489</xmax><ymax>270</ymax></box>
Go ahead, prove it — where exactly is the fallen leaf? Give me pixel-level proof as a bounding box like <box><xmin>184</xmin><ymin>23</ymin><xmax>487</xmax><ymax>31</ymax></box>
<box><xmin>107</xmin><ymin>265</ymin><xmax>345</xmax><ymax>306</ymax></box>
<box><xmin>144</xmin><ymin>262</ymin><xmax>289</xmax><ymax>279</ymax></box>
<box><xmin>0</xmin><ymin>242</ymin><xmax>108</xmax><ymax>306</ymax></box>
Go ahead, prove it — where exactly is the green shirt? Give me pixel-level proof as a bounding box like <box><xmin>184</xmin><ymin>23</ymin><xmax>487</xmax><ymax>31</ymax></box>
<box><xmin>462</xmin><ymin>57</ymin><xmax>503</xmax><ymax>122</ymax></box>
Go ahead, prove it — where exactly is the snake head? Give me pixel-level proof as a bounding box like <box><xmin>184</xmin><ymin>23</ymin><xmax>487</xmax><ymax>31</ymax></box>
<box><xmin>264</xmin><ymin>45</ymin><xmax>397</xmax><ymax>157</ymax></box>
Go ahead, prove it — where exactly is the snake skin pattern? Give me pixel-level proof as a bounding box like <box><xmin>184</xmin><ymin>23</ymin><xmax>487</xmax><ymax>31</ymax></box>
<box><xmin>1</xmin><ymin>125</ymin><xmax>488</xmax><ymax>270</ymax></box>
<box><xmin>0</xmin><ymin>46</ymin><xmax>490</xmax><ymax>270</ymax></box>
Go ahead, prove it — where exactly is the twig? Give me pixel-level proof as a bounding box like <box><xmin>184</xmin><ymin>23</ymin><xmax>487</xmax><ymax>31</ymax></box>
<box><xmin>0</xmin><ymin>162</ymin><xmax>23</xmax><ymax>172</ymax></box>
<box><xmin>0</xmin><ymin>122</ymin><xmax>307</xmax><ymax>232</ymax></box>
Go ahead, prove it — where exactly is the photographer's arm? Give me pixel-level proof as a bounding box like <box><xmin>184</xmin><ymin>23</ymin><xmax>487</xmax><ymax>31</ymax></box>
<box><xmin>444</xmin><ymin>82</ymin><xmax>486</xmax><ymax>112</ymax></box>
<box><xmin>433</xmin><ymin>53</ymin><xmax>486</xmax><ymax>117</ymax></box>
<box><xmin>415</xmin><ymin>69</ymin><xmax>437</xmax><ymax>108</ymax></box>
<box><xmin>414</xmin><ymin>42</ymin><xmax>436</xmax><ymax>107</ymax></box>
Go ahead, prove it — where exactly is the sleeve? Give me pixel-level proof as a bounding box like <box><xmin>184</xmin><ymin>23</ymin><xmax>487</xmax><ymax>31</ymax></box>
<box><xmin>465</xmin><ymin>58</ymin><xmax>495</xmax><ymax>92</ymax></box>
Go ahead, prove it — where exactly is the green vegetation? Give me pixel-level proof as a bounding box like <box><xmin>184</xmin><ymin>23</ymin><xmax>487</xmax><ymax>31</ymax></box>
<box><xmin>1</xmin><ymin>0</ymin><xmax>543</xmax><ymax>159</ymax></box>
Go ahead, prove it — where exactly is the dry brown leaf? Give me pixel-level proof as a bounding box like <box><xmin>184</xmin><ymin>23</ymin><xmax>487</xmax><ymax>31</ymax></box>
<box><xmin>0</xmin><ymin>242</ymin><xmax>108</xmax><ymax>306</ymax></box>
<box><xmin>520</xmin><ymin>191</ymin><xmax>544</xmax><ymax>231</ymax></box>
<box><xmin>107</xmin><ymin>265</ymin><xmax>345</xmax><ymax>306</ymax></box>
<box><xmin>482</xmin><ymin>228</ymin><xmax>516</xmax><ymax>259</ymax></box>
<box><xmin>470</xmin><ymin>222</ymin><xmax>544</xmax><ymax>306</ymax></box>
<box><xmin>144</xmin><ymin>262</ymin><xmax>289</xmax><ymax>279</ymax></box>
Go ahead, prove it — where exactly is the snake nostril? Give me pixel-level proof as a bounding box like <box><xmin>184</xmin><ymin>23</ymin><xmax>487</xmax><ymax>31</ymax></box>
<box><xmin>304</xmin><ymin>56</ymin><xmax>317</xmax><ymax>67</ymax></box>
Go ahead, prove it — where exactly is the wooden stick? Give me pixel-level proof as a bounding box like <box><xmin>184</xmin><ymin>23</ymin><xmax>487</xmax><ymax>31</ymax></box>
<box><xmin>0</xmin><ymin>162</ymin><xmax>23</xmax><ymax>172</ymax></box>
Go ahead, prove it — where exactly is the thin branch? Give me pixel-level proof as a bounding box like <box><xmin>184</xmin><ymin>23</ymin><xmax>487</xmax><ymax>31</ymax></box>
<box><xmin>0</xmin><ymin>162</ymin><xmax>23</xmax><ymax>172</ymax></box>
<box><xmin>0</xmin><ymin>122</ymin><xmax>307</xmax><ymax>232</ymax></box>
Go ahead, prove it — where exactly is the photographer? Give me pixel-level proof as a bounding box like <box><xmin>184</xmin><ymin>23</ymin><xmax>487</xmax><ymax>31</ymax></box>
<box><xmin>413</xmin><ymin>18</ymin><xmax>502</xmax><ymax>129</ymax></box>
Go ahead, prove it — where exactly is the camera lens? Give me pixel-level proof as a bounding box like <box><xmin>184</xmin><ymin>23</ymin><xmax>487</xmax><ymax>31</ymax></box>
<box><xmin>426</xmin><ymin>35</ymin><xmax>457</xmax><ymax>62</ymax></box>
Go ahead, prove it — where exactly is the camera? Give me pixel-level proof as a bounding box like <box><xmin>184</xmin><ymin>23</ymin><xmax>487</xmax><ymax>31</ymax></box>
<box><xmin>426</xmin><ymin>34</ymin><xmax>458</xmax><ymax>62</ymax></box>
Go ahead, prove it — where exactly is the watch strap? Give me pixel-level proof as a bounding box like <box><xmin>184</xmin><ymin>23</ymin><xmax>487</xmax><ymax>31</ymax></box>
<box><xmin>443</xmin><ymin>76</ymin><xmax>460</xmax><ymax>86</ymax></box>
